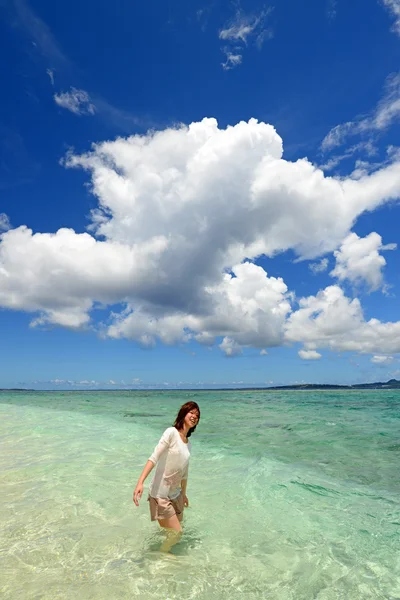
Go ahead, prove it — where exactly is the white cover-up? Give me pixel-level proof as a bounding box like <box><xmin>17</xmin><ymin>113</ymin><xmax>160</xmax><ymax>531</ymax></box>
<box><xmin>148</xmin><ymin>427</ymin><xmax>191</xmax><ymax>499</ymax></box>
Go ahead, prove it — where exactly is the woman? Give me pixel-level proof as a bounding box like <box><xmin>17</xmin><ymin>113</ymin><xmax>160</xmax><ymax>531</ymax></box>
<box><xmin>133</xmin><ymin>401</ymin><xmax>200</xmax><ymax>551</ymax></box>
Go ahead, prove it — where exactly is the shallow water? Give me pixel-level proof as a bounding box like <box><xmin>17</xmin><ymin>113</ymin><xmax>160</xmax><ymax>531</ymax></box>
<box><xmin>1</xmin><ymin>390</ymin><xmax>399</xmax><ymax>599</ymax></box>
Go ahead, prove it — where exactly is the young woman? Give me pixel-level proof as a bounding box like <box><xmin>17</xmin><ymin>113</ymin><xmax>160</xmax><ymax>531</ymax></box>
<box><xmin>133</xmin><ymin>401</ymin><xmax>200</xmax><ymax>551</ymax></box>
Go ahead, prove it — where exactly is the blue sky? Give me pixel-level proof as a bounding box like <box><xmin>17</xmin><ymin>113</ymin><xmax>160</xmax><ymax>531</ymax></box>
<box><xmin>0</xmin><ymin>0</ymin><xmax>399</xmax><ymax>389</ymax></box>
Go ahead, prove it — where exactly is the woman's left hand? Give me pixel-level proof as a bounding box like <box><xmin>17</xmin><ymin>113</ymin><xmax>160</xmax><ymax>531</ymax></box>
<box><xmin>183</xmin><ymin>495</ymin><xmax>189</xmax><ymax>507</ymax></box>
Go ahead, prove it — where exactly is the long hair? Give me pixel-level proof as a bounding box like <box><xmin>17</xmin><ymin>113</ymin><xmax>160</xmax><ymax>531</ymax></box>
<box><xmin>173</xmin><ymin>401</ymin><xmax>200</xmax><ymax>438</ymax></box>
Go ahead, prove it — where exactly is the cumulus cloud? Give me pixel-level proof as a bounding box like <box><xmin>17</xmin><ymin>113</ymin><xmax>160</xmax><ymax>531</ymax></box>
<box><xmin>382</xmin><ymin>0</ymin><xmax>400</xmax><ymax>35</ymax></box>
<box><xmin>298</xmin><ymin>349</ymin><xmax>322</xmax><ymax>360</ymax></box>
<box><xmin>0</xmin><ymin>225</ymin><xmax>165</xmax><ymax>328</ymax></box>
<box><xmin>0</xmin><ymin>213</ymin><xmax>11</xmax><ymax>232</ymax></box>
<box><xmin>330</xmin><ymin>232</ymin><xmax>397</xmax><ymax>291</ymax></box>
<box><xmin>54</xmin><ymin>87</ymin><xmax>96</xmax><ymax>116</ymax></box>
<box><xmin>321</xmin><ymin>72</ymin><xmax>400</xmax><ymax>151</ymax></box>
<box><xmin>107</xmin><ymin>262</ymin><xmax>291</xmax><ymax>350</ymax></box>
<box><xmin>1</xmin><ymin>118</ymin><xmax>400</xmax><ymax>356</ymax></box>
<box><xmin>309</xmin><ymin>258</ymin><xmax>329</xmax><ymax>274</ymax></box>
<box><xmin>286</xmin><ymin>285</ymin><xmax>400</xmax><ymax>355</ymax></box>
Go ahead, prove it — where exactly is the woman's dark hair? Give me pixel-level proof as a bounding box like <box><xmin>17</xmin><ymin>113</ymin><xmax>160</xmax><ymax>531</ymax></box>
<box><xmin>173</xmin><ymin>401</ymin><xmax>200</xmax><ymax>438</ymax></box>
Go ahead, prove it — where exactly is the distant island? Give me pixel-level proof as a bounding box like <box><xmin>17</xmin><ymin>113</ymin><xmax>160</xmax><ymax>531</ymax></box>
<box><xmin>264</xmin><ymin>379</ymin><xmax>400</xmax><ymax>391</ymax></box>
<box><xmin>0</xmin><ymin>388</ymin><xmax>35</xmax><ymax>392</ymax></box>
<box><xmin>0</xmin><ymin>379</ymin><xmax>400</xmax><ymax>391</ymax></box>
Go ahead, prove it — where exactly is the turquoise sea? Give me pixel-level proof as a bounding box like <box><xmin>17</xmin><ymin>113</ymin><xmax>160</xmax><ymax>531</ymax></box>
<box><xmin>1</xmin><ymin>390</ymin><xmax>399</xmax><ymax>599</ymax></box>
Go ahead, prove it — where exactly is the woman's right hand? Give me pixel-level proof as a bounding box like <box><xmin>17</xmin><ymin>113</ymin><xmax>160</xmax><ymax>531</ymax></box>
<box><xmin>133</xmin><ymin>482</ymin><xmax>143</xmax><ymax>506</ymax></box>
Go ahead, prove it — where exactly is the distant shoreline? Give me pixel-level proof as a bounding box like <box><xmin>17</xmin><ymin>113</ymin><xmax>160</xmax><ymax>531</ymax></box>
<box><xmin>1</xmin><ymin>379</ymin><xmax>399</xmax><ymax>392</ymax></box>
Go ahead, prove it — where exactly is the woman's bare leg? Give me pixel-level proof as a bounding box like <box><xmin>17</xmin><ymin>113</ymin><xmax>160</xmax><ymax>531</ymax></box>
<box><xmin>158</xmin><ymin>515</ymin><xmax>182</xmax><ymax>552</ymax></box>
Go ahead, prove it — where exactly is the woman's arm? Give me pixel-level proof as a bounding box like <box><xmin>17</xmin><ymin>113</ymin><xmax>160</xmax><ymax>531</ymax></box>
<box><xmin>181</xmin><ymin>460</ymin><xmax>189</xmax><ymax>505</ymax></box>
<box><xmin>133</xmin><ymin>428</ymin><xmax>173</xmax><ymax>506</ymax></box>
<box><xmin>181</xmin><ymin>477</ymin><xmax>189</xmax><ymax>506</ymax></box>
<box><xmin>148</xmin><ymin>427</ymin><xmax>173</xmax><ymax>464</ymax></box>
<box><xmin>133</xmin><ymin>460</ymin><xmax>154</xmax><ymax>506</ymax></box>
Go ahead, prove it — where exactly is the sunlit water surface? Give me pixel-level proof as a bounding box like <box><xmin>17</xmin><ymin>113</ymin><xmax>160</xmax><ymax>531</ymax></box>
<box><xmin>1</xmin><ymin>390</ymin><xmax>399</xmax><ymax>599</ymax></box>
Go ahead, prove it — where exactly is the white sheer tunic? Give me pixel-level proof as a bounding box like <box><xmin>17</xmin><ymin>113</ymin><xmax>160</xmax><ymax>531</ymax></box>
<box><xmin>148</xmin><ymin>427</ymin><xmax>191</xmax><ymax>500</ymax></box>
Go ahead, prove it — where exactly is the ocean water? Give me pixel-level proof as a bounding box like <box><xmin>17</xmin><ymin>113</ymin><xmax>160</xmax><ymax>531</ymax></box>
<box><xmin>1</xmin><ymin>390</ymin><xmax>399</xmax><ymax>600</ymax></box>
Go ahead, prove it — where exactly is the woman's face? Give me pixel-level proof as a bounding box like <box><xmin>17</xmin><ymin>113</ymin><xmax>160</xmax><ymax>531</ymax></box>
<box><xmin>184</xmin><ymin>408</ymin><xmax>200</xmax><ymax>430</ymax></box>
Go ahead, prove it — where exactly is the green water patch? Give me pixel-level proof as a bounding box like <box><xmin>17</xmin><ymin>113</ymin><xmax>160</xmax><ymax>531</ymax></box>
<box><xmin>2</xmin><ymin>390</ymin><xmax>400</xmax><ymax>495</ymax></box>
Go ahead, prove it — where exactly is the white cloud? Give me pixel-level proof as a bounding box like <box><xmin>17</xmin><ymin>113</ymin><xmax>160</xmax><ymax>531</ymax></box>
<box><xmin>298</xmin><ymin>349</ymin><xmax>322</xmax><ymax>360</ymax></box>
<box><xmin>221</xmin><ymin>49</ymin><xmax>242</xmax><ymax>71</ymax></box>
<box><xmin>0</xmin><ymin>118</ymin><xmax>400</xmax><ymax>355</ymax></box>
<box><xmin>0</xmin><ymin>225</ymin><xmax>167</xmax><ymax>329</ymax></box>
<box><xmin>107</xmin><ymin>262</ymin><xmax>292</xmax><ymax>350</ymax></box>
<box><xmin>349</xmin><ymin>146</ymin><xmax>400</xmax><ymax>179</ymax></box>
<box><xmin>260</xmin><ymin>349</ymin><xmax>268</xmax><ymax>355</ymax></box>
<box><xmin>319</xmin><ymin>141</ymin><xmax>377</xmax><ymax>172</ymax></box>
<box><xmin>309</xmin><ymin>258</ymin><xmax>329</xmax><ymax>274</ymax></box>
<box><xmin>382</xmin><ymin>0</ymin><xmax>400</xmax><ymax>35</ymax></box>
<box><xmin>330</xmin><ymin>232</ymin><xmax>397</xmax><ymax>291</ymax></box>
<box><xmin>285</xmin><ymin>285</ymin><xmax>400</xmax><ymax>355</ymax></box>
<box><xmin>219</xmin><ymin>9</ymin><xmax>272</xmax><ymax>44</ymax></box>
<box><xmin>371</xmin><ymin>355</ymin><xmax>394</xmax><ymax>364</ymax></box>
<box><xmin>54</xmin><ymin>87</ymin><xmax>96</xmax><ymax>116</ymax></box>
<box><xmin>350</xmin><ymin>160</ymin><xmax>377</xmax><ymax>180</ymax></box>
<box><xmin>49</xmin><ymin>379</ymin><xmax>99</xmax><ymax>386</ymax></box>
<box><xmin>388</xmin><ymin>145</ymin><xmax>400</xmax><ymax>158</ymax></box>
<box><xmin>218</xmin><ymin>9</ymin><xmax>273</xmax><ymax>69</ymax></box>
<box><xmin>321</xmin><ymin>72</ymin><xmax>400</xmax><ymax>151</ymax></box>
<box><xmin>0</xmin><ymin>213</ymin><xmax>11</xmax><ymax>232</ymax></box>
<box><xmin>47</xmin><ymin>378</ymin><xmax>143</xmax><ymax>387</ymax></box>
<box><xmin>9</xmin><ymin>1</ymin><xmax>148</xmax><ymax>132</ymax></box>
<box><xmin>319</xmin><ymin>153</ymin><xmax>349</xmax><ymax>172</ymax></box>
<box><xmin>46</xmin><ymin>68</ymin><xmax>55</xmax><ymax>86</ymax></box>
<box><xmin>219</xmin><ymin>337</ymin><xmax>243</xmax><ymax>357</ymax></box>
